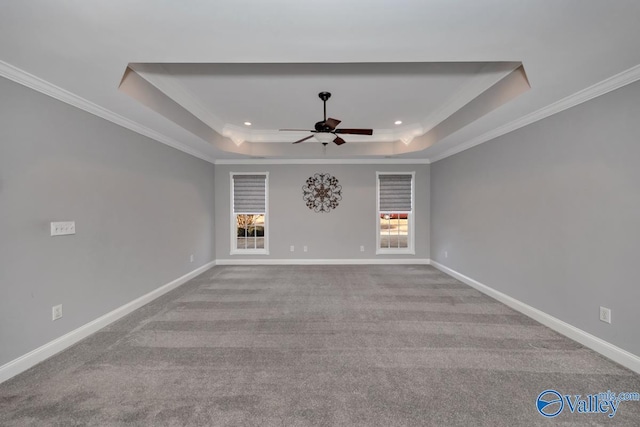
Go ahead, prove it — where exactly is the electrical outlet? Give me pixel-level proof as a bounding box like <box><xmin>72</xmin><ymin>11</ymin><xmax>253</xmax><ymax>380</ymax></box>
<box><xmin>50</xmin><ymin>221</ymin><xmax>75</xmax><ymax>236</ymax></box>
<box><xmin>599</xmin><ymin>306</ymin><xmax>611</xmax><ymax>324</ymax></box>
<box><xmin>445</xmin><ymin>251</ymin><xmax>448</xmax><ymax>258</ymax></box>
<box><xmin>190</xmin><ymin>254</ymin><xmax>194</xmax><ymax>263</ymax></box>
<box><xmin>303</xmin><ymin>246</ymin><xmax>308</xmax><ymax>252</ymax></box>
<box><xmin>290</xmin><ymin>245</ymin><xmax>295</xmax><ymax>252</ymax></box>
<box><xmin>52</xmin><ymin>304</ymin><xmax>63</xmax><ymax>321</ymax></box>
<box><xmin>360</xmin><ymin>245</ymin><xmax>365</xmax><ymax>252</ymax></box>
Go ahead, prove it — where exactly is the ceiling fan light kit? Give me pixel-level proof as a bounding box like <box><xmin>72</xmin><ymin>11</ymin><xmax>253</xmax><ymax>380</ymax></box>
<box><xmin>314</xmin><ymin>133</ymin><xmax>334</xmax><ymax>144</ymax></box>
<box><xmin>280</xmin><ymin>92</ymin><xmax>373</xmax><ymax>146</ymax></box>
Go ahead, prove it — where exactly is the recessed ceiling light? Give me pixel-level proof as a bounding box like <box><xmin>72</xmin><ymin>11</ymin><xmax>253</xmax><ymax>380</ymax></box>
<box><xmin>394</xmin><ymin>120</ymin><xmax>402</xmax><ymax>125</ymax></box>
<box><xmin>244</xmin><ymin>121</ymin><xmax>252</xmax><ymax>126</ymax></box>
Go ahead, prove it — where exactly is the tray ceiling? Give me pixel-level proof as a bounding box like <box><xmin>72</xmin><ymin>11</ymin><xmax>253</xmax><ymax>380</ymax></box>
<box><xmin>1</xmin><ymin>1</ymin><xmax>639</xmax><ymax>162</ymax></box>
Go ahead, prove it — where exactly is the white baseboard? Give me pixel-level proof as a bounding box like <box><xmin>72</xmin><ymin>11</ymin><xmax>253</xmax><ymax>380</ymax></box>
<box><xmin>430</xmin><ymin>260</ymin><xmax>640</xmax><ymax>374</ymax></box>
<box><xmin>0</xmin><ymin>261</ymin><xmax>216</xmax><ymax>384</ymax></box>
<box><xmin>215</xmin><ymin>258</ymin><xmax>431</xmax><ymax>266</ymax></box>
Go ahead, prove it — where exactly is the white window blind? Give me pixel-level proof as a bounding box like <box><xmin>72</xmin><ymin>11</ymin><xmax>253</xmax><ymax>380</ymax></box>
<box><xmin>233</xmin><ymin>174</ymin><xmax>266</xmax><ymax>214</ymax></box>
<box><xmin>379</xmin><ymin>174</ymin><xmax>412</xmax><ymax>212</ymax></box>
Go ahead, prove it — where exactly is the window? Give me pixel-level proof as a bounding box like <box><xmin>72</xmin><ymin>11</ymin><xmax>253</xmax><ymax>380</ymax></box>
<box><xmin>231</xmin><ymin>173</ymin><xmax>268</xmax><ymax>255</ymax></box>
<box><xmin>376</xmin><ymin>172</ymin><xmax>415</xmax><ymax>254</ymax></box>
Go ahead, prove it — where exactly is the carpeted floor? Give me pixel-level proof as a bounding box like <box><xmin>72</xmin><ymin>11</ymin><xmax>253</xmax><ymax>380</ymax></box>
<box><xmin>1</xmin><ymin>265</ymin><xmax>639</xmax><ymax>426</ymax></box>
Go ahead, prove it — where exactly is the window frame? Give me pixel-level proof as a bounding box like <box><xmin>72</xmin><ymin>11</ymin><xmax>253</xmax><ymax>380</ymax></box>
<box><xmin>376</xmin><ymin>171</ymin><xmax>415</xmax><ymax>255</ymax></box>
<box><xmin>230</xmin><ymin>172</ymin><xmax>269</xmax><ymax>255</ymax></box>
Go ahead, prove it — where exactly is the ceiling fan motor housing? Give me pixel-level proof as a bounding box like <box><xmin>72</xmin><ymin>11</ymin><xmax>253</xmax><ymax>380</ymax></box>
<box><xmin>315</xmin><ymin>121</ymin><xmax>332</xmax><ymax>132</ymax></box>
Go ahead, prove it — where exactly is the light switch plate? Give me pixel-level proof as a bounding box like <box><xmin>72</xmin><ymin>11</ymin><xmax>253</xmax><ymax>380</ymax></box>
<box><xmin>52</xmin><ymin>304</ymin><xmax>63</xmax><ymax>321</ymax></box>
<box><xmin>51</xmin><ymin>221</ymin><xmax>75</xmax><ymax>236</ymax></box>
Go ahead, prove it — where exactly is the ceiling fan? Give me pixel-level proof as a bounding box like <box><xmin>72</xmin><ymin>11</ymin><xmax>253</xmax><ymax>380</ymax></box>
<box><xmin>280</xmin><ymin>92</ymin><xmax>373</xmax><ymax>145</ymax></box>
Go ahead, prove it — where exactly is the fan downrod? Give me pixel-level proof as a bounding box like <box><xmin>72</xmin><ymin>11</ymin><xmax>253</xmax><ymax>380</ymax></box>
<box><xmin>316</xmin><ymin>91</ymin><xmax>333</xmax><ymax>131</ymax></box>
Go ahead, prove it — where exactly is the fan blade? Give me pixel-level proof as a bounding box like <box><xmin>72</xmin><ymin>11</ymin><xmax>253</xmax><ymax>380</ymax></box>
<box><xmin>333</xmin><ymin>136</ymin><xmax>346</xmax><ymax>145</ymax></box>
<box><xmin>280</xmin><ymin>129</ymin><xmax>315</xmax><ymax>132</ymax></box>
<box><xmin>334</xmin><ymin>128</ymin><xmax>373</xmax><ymax>135</ymax></box>
<box><xmin>292</xmin><ymin>135</ymin><xmax>315</xmax><ymax>144</ymax></box>
<box><xmin>325</xmin><ymin>118</ymin><xmax>341</xmax><ymax>130</ymax></box>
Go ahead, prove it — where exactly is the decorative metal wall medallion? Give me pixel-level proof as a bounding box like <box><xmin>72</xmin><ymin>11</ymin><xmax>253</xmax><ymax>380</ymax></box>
<box><xmin>302</xmin><ymin>173</ymin><xmax>342</xmax><ymax>213</ymax></box>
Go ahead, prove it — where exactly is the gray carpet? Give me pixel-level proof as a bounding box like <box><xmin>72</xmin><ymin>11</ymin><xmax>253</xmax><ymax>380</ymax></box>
<box><xmin>1</xmin><ymin>265</ymin><xmax>639</xmax><ymax>426</ymax></box>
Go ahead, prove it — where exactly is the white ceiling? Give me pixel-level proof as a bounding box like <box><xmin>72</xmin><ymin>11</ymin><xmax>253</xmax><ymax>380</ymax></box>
<box><xmin>1</xmin><ymin>1</ymin><xmax>640</xmax><ymax>162</ymax></box>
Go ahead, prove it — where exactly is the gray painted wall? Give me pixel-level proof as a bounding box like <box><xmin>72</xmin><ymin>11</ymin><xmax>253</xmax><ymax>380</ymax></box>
<box><xmin>215</xmin><ymin>164</ymin><xmax>429</xmax><ymax>260</ymax></box>
<box><xmin>0</xmin><ymin>77</ymin><xmax>216</xmax><ymax>366</ymax></box>
<box><xmin>431</xmin><ymin>80</ymin><xmax>640</xmax><ymax>357</ymax></box>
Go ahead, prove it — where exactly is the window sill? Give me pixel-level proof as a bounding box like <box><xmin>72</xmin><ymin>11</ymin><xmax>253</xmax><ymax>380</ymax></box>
<box><xmin>230</xmin><ymin>249</ymin><xmax>269</xmax><ymax>256</ymax></box>
<box><xmin>376</xmin><ymin>248</ymin><xmax>416</xmax><ymax>255</ymax></box>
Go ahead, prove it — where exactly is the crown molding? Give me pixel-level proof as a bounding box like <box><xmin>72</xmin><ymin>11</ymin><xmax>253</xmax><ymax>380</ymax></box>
<box><xmin>429</xmin><ymin>63</ymin><xmax>640</xmax><ymax>163</ymax></box>
<box><xmin>0</xmin><ymin>60</ymin><xmax>216</xmax><ymax>164</ymax></box>
<box><xmin>6</xmin><ymin>58</ymin><xmax>639</xmax><ymax>166</ymax></box>
<box><xmin>214</xmin><ymin>158</ymin><xmax>430</xmax><ymax>165</ymax></box>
